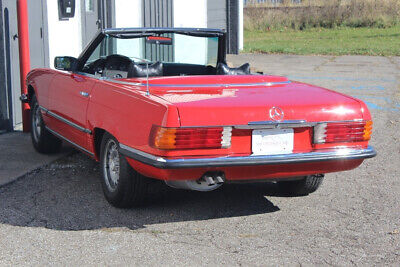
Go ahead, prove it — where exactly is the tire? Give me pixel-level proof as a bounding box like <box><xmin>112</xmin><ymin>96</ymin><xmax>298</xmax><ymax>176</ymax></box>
<box><xmin>277</xmin><ymin>174</ymin><xmax>324</xmax><ymax>196</ymax></box>
<box><xmin>30</xmin><ymin>95</ymin><xmax>62</xmax><ymax>154</ymax></box>
<box><xmin>100</xmin><ymin>133</ymin><xmax>149</xmax><ymax>208</ymax></box>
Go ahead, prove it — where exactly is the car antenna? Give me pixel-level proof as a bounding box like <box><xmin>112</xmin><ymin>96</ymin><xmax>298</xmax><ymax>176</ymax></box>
<box><xmin>146</xmin><ymin>61</ymin><xmax>150</xmax><ymax>96</ymax></box>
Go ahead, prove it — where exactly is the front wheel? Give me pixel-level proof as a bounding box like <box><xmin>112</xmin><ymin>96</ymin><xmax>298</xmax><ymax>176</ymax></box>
<box><xmin>277</xmin><ymin>174</ymin><xmax>324</xmax><ymax>196</ymax></box>
<box><xmin>30</xmin><ymin>95</ymin><xmax>62</xmax><ymax>154</ymax></box>
<box><xmin>100</xmin><ymin>133</ymin><xmax>149</xmax><ymax>208</ymax></box>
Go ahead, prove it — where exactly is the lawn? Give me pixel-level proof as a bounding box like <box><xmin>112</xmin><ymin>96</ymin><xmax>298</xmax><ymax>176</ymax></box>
<box><xmin>244</xmin><ymin>26</ymin><xmax>400</xmax><ymax>56</ymax></box>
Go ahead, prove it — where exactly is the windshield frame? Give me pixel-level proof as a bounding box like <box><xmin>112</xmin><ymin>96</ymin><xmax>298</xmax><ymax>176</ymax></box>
<box><xmin>75</xmin><ymin>28</ymin><xmax>227</xmax><ymax>72</ymax></box>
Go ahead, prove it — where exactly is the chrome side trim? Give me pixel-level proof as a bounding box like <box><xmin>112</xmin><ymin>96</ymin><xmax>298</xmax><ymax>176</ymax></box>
<box><xmin>138</xmin><ymin>81</ymin><xmax>292</xmax><ymax>88</ymax></box>
<box><xmin>120</xmin><ymin>144</ymin><xmax>167</xmax><ymax>163</ymax></box>
<box><xmin>119</xmin><ymin>144</ymin><xmax>376</xmax><ymax>169</ymax></box>
<box><xmin>45</xmin><ymin>126</ymin><xmax>94</xmax><ymax>156</ymax></box>
<box><xmin>39</xmin><ymin>106</ymin><xmax>92</xmax><ymax>134</ymax></box>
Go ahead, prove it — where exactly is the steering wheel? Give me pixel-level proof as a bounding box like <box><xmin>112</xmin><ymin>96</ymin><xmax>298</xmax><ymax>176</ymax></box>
<box><xmin>103</xmin><ymin>55</ymin><xmax>133</xmax><ymax>71</ymax></box>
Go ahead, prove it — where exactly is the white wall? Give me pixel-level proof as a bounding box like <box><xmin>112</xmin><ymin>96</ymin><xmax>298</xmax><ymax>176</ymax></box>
<box><xmin>114</xmin><ymin>0</ymin><xmax>143</xmax><ymax>58</ymax></box>
<box><xmin>173</xmin><ymin>0</ymin><xmax>208</xmax><ymax>64</ymax></box>
<box><xmin>45</xmin><ymin>0</ymin><xmax>83</xmax><ymax>68</ymax></box>
<box><xmin>239</xmin><ymin>0</ymin><xmax>244</xmax><ymax>50</ymax></box>
<box><xmin>114</xmin><ymin>0</ymin><xmax>142</xmax><ymax>28</ymax></box>
<box><xmin>173</xmin><ymin>0</ymin><xmax>207</xmax><ymax>28</ymax></box>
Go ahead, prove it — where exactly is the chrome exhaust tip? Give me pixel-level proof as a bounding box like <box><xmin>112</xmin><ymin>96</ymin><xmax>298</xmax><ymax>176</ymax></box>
<box><xmin>205</xmin><ymin>176</ymin><xmax>216</xmax><ymax>186</ymax></box>
<box><xmin>215</xmin><ymin>175</ymin><xmax>224</xmax><ymax>184</ymax></box>
<box><xmin>164</xmin><ymin>172</ymin><xmax>226</xmax><ymax>192</ymax></box>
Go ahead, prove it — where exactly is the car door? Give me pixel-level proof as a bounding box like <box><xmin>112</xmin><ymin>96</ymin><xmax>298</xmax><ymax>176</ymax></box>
<box><xmin>47</xmin><ymin>72</ymin><xmax>96</xmax><ymax>153</ymax></box>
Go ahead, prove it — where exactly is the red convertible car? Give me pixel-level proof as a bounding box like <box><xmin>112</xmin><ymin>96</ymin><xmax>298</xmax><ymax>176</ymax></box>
<box><xmin>22</xmin><ymin>28</ymin><xmax>376</xmax><ymax>207</ymax></box>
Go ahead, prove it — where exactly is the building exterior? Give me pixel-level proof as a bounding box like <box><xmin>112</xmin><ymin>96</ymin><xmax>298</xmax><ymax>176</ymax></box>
<box><xmin>0</xmin><ymin>0</ymin><xmax>243</xmax><ymax>132</ymax></box>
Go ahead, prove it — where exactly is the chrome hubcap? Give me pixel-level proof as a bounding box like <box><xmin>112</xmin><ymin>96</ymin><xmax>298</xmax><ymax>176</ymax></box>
<box><xmin>33</xmin><ymin>106</ymin><xmax>42</xmax><ymax>142</ymax></box>
<box><xmin>103</xmin><ymin>139</ymin><xmax>120</xmax><ymax>192</ymax></box>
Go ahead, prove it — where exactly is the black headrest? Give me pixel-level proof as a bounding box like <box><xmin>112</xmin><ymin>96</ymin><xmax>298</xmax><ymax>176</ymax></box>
<box><xmin>128</xmin><ymin>62</ymin><xmax>163</xmax><ymax>77</ymax></box>
<box><xmin>216</xmin><ymin>63</ymin><xmax>250</xmax><ymax>75</ymax></box>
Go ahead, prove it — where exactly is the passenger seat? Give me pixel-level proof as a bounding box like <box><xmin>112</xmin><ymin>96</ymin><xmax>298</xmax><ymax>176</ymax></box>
<box><xmin>128</xmin><ymin>61</ymin><xmax>163</xmax><ymax>77</ymax></box>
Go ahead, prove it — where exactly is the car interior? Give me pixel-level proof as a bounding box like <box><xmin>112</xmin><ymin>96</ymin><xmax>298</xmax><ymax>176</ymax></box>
<box><xmin>82</xmin><ymin>54</ymin><xmax>251</xmax><ymax>79</ymax></box>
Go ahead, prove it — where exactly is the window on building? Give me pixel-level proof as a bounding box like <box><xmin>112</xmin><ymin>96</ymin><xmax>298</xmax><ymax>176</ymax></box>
<box><xmin>85</xmin><ymin>0</ymin><xmax>94</xmax><ymax>12</ymax></box>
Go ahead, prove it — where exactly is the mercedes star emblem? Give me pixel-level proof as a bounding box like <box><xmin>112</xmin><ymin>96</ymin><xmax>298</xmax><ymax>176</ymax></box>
<box><xmin>269</xmin><ymin>106</ymin><xmax>284</xmax><ymax>121</ymax></box>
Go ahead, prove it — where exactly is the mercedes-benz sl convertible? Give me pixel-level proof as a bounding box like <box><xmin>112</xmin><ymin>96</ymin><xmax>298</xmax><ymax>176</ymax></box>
<box><xmin>22</xmin><ymin>28</ymin><xmax>376</xmax><ymax>207</ymax></box>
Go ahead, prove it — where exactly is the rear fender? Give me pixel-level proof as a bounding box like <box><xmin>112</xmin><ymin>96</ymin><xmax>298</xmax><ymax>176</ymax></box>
<box><xmin>86</xmin><ymin>82</ymin><xmax>180</xmax><ymax>159</ymax></box>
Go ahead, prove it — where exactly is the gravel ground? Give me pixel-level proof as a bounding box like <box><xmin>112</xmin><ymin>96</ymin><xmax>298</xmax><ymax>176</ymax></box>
<box><xmin>0</xmin><ymin>54</ymin><xmax>399</xmax><ymax>266</ymax></box>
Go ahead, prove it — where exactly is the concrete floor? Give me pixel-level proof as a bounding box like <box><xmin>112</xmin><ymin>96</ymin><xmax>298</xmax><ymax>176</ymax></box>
<box><xmin>0</xmin><ymin>132</ymin><xmax>70</xmax><ymax>187</ymax></box>
<box><xmin>0</xmin><ymin>54</ymin><xmax>399</xmax><ymax>265</ymax></box>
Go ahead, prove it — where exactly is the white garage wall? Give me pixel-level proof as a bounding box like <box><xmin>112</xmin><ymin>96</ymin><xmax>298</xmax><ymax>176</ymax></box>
<box><xmin>45</xmin><ymin>0</ymin><xmax>83</xmax><ymax>68</ymax></box>
<box><xmin>239</xmin><ymin>0</ymin><xmax>244</xmax><ymax>50</ymax></box>
<box><xmin>173</xmin><ymin>0</ymin><xmax>207</xmax><ymax>28</ymax></box>
<box><xmin>173</xmin><ymin>0</ymin><xmax>208</xmax><ymax>64</ymax></box>
<box><xmin>114</xmin><ymin>0</ymin><xmax>143</xmax><ymax>59</ymax></box>
<box><xmin>114</xmin><ymin>0</ymin><xmax>142</xmax><ymax>28</ymax></box>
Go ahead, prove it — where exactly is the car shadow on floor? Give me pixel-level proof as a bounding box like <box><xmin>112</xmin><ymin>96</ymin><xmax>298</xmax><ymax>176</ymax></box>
<box><xmin>0</xmin><ymin>152</ymin><xmax>282</xmax><ymax>231</ymax></box>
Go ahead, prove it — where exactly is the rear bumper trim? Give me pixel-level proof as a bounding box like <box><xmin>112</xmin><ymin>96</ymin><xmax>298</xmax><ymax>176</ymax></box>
<box><xmin>119</xmin><ymin>144</ymin><xmax>376</xmax><ymax>169</ymax></box>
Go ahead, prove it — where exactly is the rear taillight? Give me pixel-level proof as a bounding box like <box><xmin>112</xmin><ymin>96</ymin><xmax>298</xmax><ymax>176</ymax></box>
<box><xmin>151</xmin><ymin>126</ymin><xmax>232</xmax><ymax>150</ymax></box>
<box><xmin>313</xmin><ymin>121</ymin><xmax>372</xmax><ymax>144</ymax></box>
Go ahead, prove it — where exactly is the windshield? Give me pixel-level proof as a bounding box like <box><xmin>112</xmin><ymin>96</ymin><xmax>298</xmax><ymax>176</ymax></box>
<box><xmin>86</xmin><ymin>33</ymin><xmax>219</xmax><ymax>67</ymax></box>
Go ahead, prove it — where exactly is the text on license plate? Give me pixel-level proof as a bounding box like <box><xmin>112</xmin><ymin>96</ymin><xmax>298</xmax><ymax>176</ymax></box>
<box><xmin>252</xmin><ymin>129</ymin><xmax>294</xmax><ymax>155</ymax></box>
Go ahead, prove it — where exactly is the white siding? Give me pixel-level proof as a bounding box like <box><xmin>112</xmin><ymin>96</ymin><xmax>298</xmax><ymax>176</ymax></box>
<box><xmin>239</xmin><ymin>0</ymin><xmax>243</xmax><ymax>50</ymax></box>
<box><xmin>114</xmin><ymin>0</ymin><xmax>143</xmax><ymax>58</ymax></box>
<box><xmin>173</xmin><ymin>0</ymin><xmax>208</xmax><ymax>64</ymax></box>
<box><xmin>173</xmin><ymin>0</ymin><xmax>207</xmax><ymax>28</ymax></box>
<box><xmin>114</xmin><ymin>0</ymin><xmax>142</xmax><ymax>28</ymax></box>
<box><xmin>45</xmin><ymin>0</ymin><xmax>83</xmax><ymax>68</ymax></box>
<box><xmin>207</xmin><ymin>0</ymin><xmax>226</xmax><ymax>30</ymax></box>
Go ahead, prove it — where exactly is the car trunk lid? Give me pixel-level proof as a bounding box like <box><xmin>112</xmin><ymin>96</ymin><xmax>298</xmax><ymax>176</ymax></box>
<box><xmin>137</xmin><ymin>75</ymin><xmax>363</xmax><ymax>126</ymax></box>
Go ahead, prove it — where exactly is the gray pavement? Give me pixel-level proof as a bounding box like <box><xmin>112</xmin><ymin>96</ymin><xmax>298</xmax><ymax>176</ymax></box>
<box><xmin>0</xmin><ymin>54</ymin><xmax>399</xmax><ymax>265</ymax></box>
<box><xmin>0</xmin><ymin>132</ymin><xmax>71</xmax><ymax>187</ymax></box>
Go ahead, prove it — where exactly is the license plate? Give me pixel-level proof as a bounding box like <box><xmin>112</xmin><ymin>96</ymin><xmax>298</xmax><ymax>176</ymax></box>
<box><xmin>252</xmin><ymin>129</ymin><xmax>294</xmax><ymax>155</ymax></box>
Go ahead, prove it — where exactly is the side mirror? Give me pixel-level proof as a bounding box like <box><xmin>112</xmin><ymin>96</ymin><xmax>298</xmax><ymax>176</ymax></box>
<box><xmin>54</xmin><ymin>56</ymin><xmax>77</xmax><ymax>71</ymax></box>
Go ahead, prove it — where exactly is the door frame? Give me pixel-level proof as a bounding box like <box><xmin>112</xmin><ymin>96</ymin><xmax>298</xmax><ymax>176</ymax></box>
<box><xmin>3</xmin><ymin>5</ymin><xmax>13</xmax><ymax>131</ymax></box>
<box><xmin>2</xmin><ymin>0</ymin><xmax>22</xmax><ymax>131</ymax></box>
<box><xmin>81</xmin><ymin>0</ymin><xmax>115</xmax><ymax>48</ymax></box>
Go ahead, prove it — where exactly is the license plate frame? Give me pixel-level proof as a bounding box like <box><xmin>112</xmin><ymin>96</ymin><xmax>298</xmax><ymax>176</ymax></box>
<box><xmin>252</xmin><ymin>128</ymin><xmax>294</xmax><ymax>155</ymax></box>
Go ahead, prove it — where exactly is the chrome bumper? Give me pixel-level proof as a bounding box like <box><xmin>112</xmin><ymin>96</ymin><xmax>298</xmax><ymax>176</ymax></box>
<box><xmin>119</xmin><ymin>144</ymin><xmax>376</xmax><ymax>169</ymax></box>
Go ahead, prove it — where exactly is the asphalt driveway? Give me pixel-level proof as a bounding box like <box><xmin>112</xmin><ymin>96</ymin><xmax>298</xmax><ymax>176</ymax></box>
<box><xmin>0</xmin><ymin>54</ymin><xmax>399</xmax><ymax>265</ymax></box>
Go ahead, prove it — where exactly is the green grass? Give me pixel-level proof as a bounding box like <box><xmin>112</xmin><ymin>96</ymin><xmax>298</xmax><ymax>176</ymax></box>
<box><xmin>244</xmin><ymin>26</ymin><xmax>400</xmax><ymax>56</ymax></box>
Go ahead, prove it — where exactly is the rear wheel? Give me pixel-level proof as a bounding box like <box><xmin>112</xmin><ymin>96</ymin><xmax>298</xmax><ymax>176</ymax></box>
<box><xmin>277</xmin><ymin>174</ymin><xmax>324</xmax><ymax>196</ymax></box>
<box><xmin>30</xmin><ymin>95</ymin><xmax>62</xmax><ymax>154</ymax></box>
<box><xmin>100</xmin><ymin>133</ymin><xmax>149</xmax><ymax>208</ymax></box>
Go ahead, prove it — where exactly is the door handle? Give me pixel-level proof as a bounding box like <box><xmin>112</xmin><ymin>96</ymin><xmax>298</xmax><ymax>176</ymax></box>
<box><xmin>80</xmin><ymin>91</ymin><xmax>90</xmax><ymax>97</ymax></box>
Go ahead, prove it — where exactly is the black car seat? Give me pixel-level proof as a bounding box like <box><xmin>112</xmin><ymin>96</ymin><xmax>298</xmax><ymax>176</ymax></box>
<box><xmin>128</xmin><ymin>61</ymin><xmax>163</xmax><ymax>78</ymax></box>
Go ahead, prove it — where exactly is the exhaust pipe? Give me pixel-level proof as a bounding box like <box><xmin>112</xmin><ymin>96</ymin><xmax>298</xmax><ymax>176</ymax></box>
<box><xmin>215</xmin><ymin>175</ymin><xmax>224</xmax><ymax>184</ymax></box>
<box><xmin>204</xmin><ymin>175</ymin><xmax>215</xmax><ymax>186</ymax></box>
<box><xmin>165</xmin><ymin>172</ymin><xmax>226</xmax><ymax>192</ymax></box>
